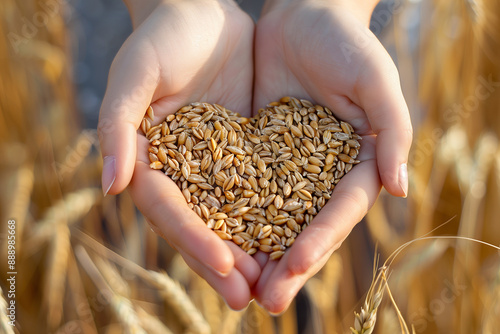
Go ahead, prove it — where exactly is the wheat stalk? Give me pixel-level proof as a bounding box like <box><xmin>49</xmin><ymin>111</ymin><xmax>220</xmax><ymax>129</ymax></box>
<box><xmin>56</xmin><ymin>130</ymin><xmax>98</xmax><ymax>183</ymax></box>
<box><xmin>35</xmin><ymin>188</ymin><xmax>101</xmax><ymax>229</ymax></box>
<box><xmin>147</xmin><ymin>271</ymin><xmax>211</xmax><ymax>334</ymax></box>
<box><xmin>74</xmin><ymin>231</ymin><xmax>210</xmax><ymax>334</ymax></box>
<box><xmin>350</xmin><ymin>258</ymin><xmax>384</xmax><ymax>334</ymax></box>
<box><xmin>0</xmin><ymin>286</ymin><xmax>15</xmax><ymax>334</ymax></box>
<box><xmin>305</xmin><ymin>253</ymin><xmax>342</xmax><ymax>333</ymax></box>
<box><xmin>277</xmin><ymin>301</ymin><xmax>299</xmax><ymax>334</ymax></box>
<box><xmin>217</xmin><ymin>308</ymin><xmax>245</xmax><ymax>334</ymax></box>
<box><xmin>4</xmin><ymin>162</ymin><xmax>34</xmax><ymax>253</ymax></box>
<box><xmin>45</xmin><ymin>224</ymin><xmax>70</xmax><ymax>330</ymax></box>
<box><xmin>24</xmin><ymin>188</ymin><xmax>100</xmax><ymax>257</ymax></box>
<box><xmin>136</xmin><ymin>306</ymin><xmax>175</xmax><ymax>334</ymax></box>
<box><xmin>110</xmin><ymin>295</ymin><xmax>147</xmax><ymax>334</ymax></box>
<box><xmin>66</xmin><ymin>250</ymin><xmax>99</xmax><ymax>333</ymax></box>
<box><xmin>94</xmin><ymin>257</ymin><xmax>130</xmax><ymax>298</ymax></box>
<box><xmin>190</xmin><ymin>275</ymin><xmax>221</xmax><ymax>332</ymax></box>
<box><xmin>353</xmin><ymin>225</ymin><xmax>500</xmax><ymax>333</ymax></box>
<box><xmin>481</xmin><ymin>268</ymin><xmax>500</xmax><ymax>333</ymax></box>
<box><xmin>74</xmin><ymin>245</ymin><xmax>147</xmax><ymax>334</ymax></box>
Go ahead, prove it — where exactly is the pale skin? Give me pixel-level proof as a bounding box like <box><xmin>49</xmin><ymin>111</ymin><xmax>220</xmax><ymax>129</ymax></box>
<box><xmin>98</xmin><ymin>0</ymin><xmax>412</xmax><ymax>313</ymax></box>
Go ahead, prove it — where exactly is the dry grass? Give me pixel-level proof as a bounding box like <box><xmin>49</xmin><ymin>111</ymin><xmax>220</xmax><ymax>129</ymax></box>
<box><xmin>0</xmin><ymin>0</ymin><xmax>499</xmax><ymax>333</ymax></box>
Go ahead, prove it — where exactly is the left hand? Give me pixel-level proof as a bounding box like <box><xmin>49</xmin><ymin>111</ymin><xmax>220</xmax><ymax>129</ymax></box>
<box><xmin>251</xmin><ymin>0</ymin><xmax>412</xmax><ymax>314</ymax></box>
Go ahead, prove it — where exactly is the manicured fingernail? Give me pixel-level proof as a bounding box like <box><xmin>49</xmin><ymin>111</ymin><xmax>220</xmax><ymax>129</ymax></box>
<box><xmin>399</xmin><ymin>163</ymin><xmax>408</xmax><ymax>198</ymax></box>
<box><xmin>102</xmin><ymin>156</ymin><xmax>116</xmax><ymax>196</ymax></box>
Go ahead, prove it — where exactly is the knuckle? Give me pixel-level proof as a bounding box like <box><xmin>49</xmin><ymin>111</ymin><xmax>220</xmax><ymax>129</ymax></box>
<box><xmin>403</xmin><ymin>125</ymin><xmax>414</xmax><ymax>146</ymax></box>
<box><xmin>97</xmin><ymin>117</ymin><xmax>115</xmax><ymax>140</ymax></box>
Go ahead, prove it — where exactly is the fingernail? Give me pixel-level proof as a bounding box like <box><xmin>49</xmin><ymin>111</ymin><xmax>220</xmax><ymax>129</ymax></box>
<box><xmin>399</xmin><ymin>163</ymin><xmax>408</xmax><ymax>198</ymax></box>
<box><xmin>146</xmin><ymin>219</ymin><xmax>162</xmax><ymax>236</ymax></box>
<box><xmin>210</xmin><ymin>265</ymin><xmax>230</xmax><ymax>278</ymax></box>
<box><xmin>255</xmin><ymin>299</ymin><xmax>288</xmax><ymax>316</ymax></box>
<box><xmin>226</xmin><ymin>298</ymin><xmax>254</xmax><ymax>311</ymax></box>
<box><xmin>102</xmin><ymin>156</ymin><xmax>116</xmax><ymax>196</ymax></box>
<box><xmin>254</xmin><ymin>299</ymin><xmax>263</xmax><ymax>309</ymax></box>
<box><xmin>254</xmin><ymin>299</ymin><xmax>270</xmax><ymax>312</ymax></box>
<box><xmin>269</xmin><ymin>308</ymin><xmax>288</xmax><ymax>317</ymax></box>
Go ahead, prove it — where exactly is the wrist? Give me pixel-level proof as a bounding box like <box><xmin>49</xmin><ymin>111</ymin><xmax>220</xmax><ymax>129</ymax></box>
<box><xmin>123</xmin><ymin>0</ymin><xmax>165</xmax><ymax>27</ymax></box>
<box><xmin>262</xmin><ymin>0</ymin><xmax>379</xmax><ymax>27</ymax></box>
<box><xmin>334</xmin><ymin>0</ymin><xmax>379</xmax><ymax>26</ymax></box>
<box><xmin>124</xmin><ymin>0</ymin><xmax>240</xmax><ymax>28</ymax></box>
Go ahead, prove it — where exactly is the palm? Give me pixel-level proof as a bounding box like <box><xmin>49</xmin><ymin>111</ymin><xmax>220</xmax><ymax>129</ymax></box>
<box><xmin>255</xmin><ymin>5</ymin><xmax>379</xmax><ymax>129</ymax></box>
<box><xmin>251</xmin><ymin>5</ymin><xmax>391</xmax><ymax>313</ymax></box>
<box><xmin>130</xmin><ymin>2</ymin><xmax>254</xmax><ymax>118</ymax></box>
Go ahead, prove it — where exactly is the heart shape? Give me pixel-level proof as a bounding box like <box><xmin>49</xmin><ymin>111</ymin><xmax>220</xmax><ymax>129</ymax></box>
<box><xmin>142</xmin><ymin>97</ymin><xmax>361</xmax><ymax>260</ymax></box>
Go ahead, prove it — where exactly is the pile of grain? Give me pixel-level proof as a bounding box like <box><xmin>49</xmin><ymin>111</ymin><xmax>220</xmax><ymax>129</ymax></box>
<box><xmin>143</xmin><ymin>97</ymin><xmax>361</xmax><ymax>259</ymax></box>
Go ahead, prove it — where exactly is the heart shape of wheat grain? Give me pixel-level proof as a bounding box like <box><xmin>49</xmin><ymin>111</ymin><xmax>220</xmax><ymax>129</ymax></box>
<box><xmin>141</xmin><ymin>97</ymin><xmax>361</xmax><ymax>260</ymax></box>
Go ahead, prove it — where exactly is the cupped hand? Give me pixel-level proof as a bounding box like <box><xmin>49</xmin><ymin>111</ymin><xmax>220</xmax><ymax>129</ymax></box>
<box><xmin>251</xmin><ymin>0</ymin><xmax>413</xmax><ymax>313</ymax></box>
<box><xmin>97</xmin><ymin>0</ymin><xmax>258</xmax><ymax>309</ymax></box>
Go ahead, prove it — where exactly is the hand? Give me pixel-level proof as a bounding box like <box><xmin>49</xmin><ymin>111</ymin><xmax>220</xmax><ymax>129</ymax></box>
<box><xmin>97</xmin><ymin>0</ymin><xmax>258</xmax><ymax>309</ymax></box>
<box><xmin>251</xmin><ymin>0</ymin><xmax>413</xmax><ymax>313</ymax></box>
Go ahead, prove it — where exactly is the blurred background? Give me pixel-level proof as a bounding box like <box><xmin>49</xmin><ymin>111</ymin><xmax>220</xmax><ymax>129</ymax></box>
<box><xmin>0</xmin><ymin>0</ymin><xmax>499</xmax><ymax>333</ymax></box>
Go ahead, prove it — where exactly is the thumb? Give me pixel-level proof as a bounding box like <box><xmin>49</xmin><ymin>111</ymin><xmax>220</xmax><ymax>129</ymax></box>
<box><xmin>98</xmin><ymin>46</ymin><xmax>159</xmax><ymax>196</ymax></box>
<box><xmin>356</xmin><ymin>54</ymin><xmax>413</xmax><ymax>198</ymax></box>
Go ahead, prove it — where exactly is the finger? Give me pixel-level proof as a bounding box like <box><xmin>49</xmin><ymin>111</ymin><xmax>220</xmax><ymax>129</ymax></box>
<box><xmin>253</xmin><ymin>248</ymin><xmax>333</xmax><ymax>315</ymax></box>
<box><xmin>252</xmin><ymin>252</ymin><xmax>280</xmax><ymax>311</ymax></box>
<box><xmin>253</xmin><ymin>251</ymin><xmax>270</xmax><ymax>271</ymax></box>
<box><xmin>252</xmin><ymin>256</ymin><xmax>278</xmax><ymax>302</ymax></box>
<box><xmin>356</xmin><ymin>53</ymin><xmax>413</xmax><ymax>197</ymax></box>
<box><xmin>98</xmin><ymin>44</ymin><xmax>159</xmax><ymax>196</ymax></box>
<box><xmin>287</xmin><ymin>154</ymin><xmax>381</xmax><ymax>275</ymax></box>
<box><xmin>225</xmin><ymin>241</ymin><xmax>262</xmax><ymax>287</ymax></box>
<box><xmin>129</xmin><ymin>154</ymin><xmax>234</xmax><ymax>277</ymax></box>
<box><xmin>179</xmin><ymin>249</ymin><xmax>252</xmax><ymax>310</ymax></box>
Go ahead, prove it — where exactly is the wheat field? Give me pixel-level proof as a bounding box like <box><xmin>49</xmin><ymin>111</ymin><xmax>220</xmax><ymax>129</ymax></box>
<box><xmin>0</xmin><ymin>0</ymin><xmax>499</xmax><ymax>333</ymax></box>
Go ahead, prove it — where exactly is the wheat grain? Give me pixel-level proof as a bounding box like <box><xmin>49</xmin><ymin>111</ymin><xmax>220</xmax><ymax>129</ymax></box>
<box><xmin>350</xmin><ymin>262</ymin><xmax>385</xmax><ymax>334</ymax></box>
<box><xmin>144</xmin><ymin>98</ymin><xmax>361</xmax><ymax>259</ymax></box>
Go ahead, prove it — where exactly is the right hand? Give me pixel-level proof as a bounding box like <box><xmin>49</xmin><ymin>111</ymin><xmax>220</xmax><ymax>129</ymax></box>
<box><xmin>97</xmin><ymin>0</ymin><xmax>259</xmax><ymax>309</ymax></box>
